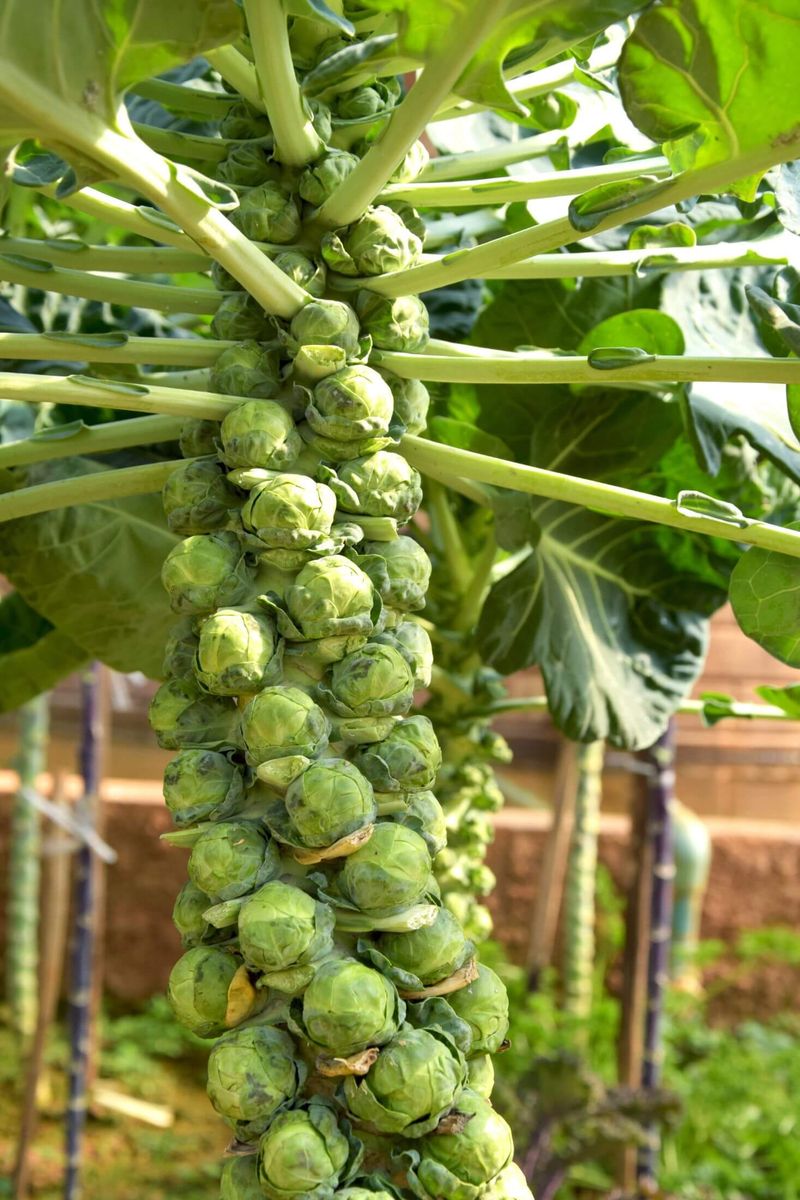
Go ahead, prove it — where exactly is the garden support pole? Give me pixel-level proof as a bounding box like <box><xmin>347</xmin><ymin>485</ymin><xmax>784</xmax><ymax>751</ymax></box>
<box><xmin>670</xmin><ymin>800</ymin><xmax>712</xmax><ymax>992</ymax></box>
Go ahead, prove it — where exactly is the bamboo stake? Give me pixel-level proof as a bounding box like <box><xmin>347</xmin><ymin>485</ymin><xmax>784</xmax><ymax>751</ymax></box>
<box><xmin>14</xmin><ymin>772</ymin><xmax>73</xmax><ymax>1200</ymax></box>
<box><xmin>525</xmin><ymin>738</ymin><xmax>578</xmax><ymax>989</ymax></box>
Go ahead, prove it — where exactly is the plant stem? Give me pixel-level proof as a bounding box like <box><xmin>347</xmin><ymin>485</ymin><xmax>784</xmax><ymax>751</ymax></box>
<box><xmin>423</xmin><ymin>210</ymin><xmax>505</xmax><ymax>249</ymax></box>
<box><xmin>0</xmin><ymin>415</ymin><xmax>184</xmax><ymax>469</ymax></box>
<box><xmin>473</xmin><ymin>241</ymin><xmax>790</xmax><ymax>280</ymax></box>
<box><xmin>418</xmin><ymin>132</ymin><xmax>565</xmax><ymax>181</ymax></box>
<box><xmin>0</xmin><ymin>373</ymin><xmax>235</xmax><ymax>418</ymax></box>
<box><xmin>130</xmin><ymin>78</ymin><xmax>236</xmax><ymax>120</ymax></box>
<box><xmin>244</xmin><ymin>0</ymin><xmax>324</xmax><ymax>165</ymax></box>
<box><xmin>382</xmin><ymin>157</ymin><xmax>670</xmax><ymax>207</ymax></box>
<box><xmin>316</xmin><ymin>5</ymin><xmax>502</xmax><ymax>228</ymax></box>
<box><xmin>452</xmin><ymin>532</ymin><xmax>497</xmax><ymax>633</ymax></box>
<box><xmin>0</xmin><ymin>460</ymin><xmax>187</xmax><ymax>523</ymax></box>
<box><xmin>471</xmin><ymin>694</ymin><xmax>800</xmax><ymax>723</ymax></box>
<box><xmin>563</xmin><ymin>740</ymin><xmax>604</xmax><ymax>1031</ymax></box>
<box><xmin>36</xmin><ymin>186</ymin><xmax>199</xmax><ymax>251</ymax></box>
<box><xmin>2</xmin><ymin>236</ymin><xmax>210</xmax><ymax>274</ymax></box>
<box><xmin>0</xmin><ymin>333</ymin><xmax>228</xmax><ymax>367</ymax></box>
<box><xmin>0</xmin><ymin>255</ymin><xmax>220</xmax><ymax>314</ymax></box>
<box><xmin>376</xmin><ymin>349</ymin><xmax>800</xmax><ymax>386</ymax></box>
<box><xmin>432</xmin><ymin>48</ymin><xmax>616</xmax><ymax>120</ymax></box>
<box><xmin>7</xmin><ymin>695</ymin><xmax>49</xmax><ymax>1040</ymax></box>
<box><xmin>364</xmin><ymin>137</ymin><xmax>800</xmax><ymax>295</ymax></box>
<box><xmin>206</xmin><ymin>47</ymin><xmax>267</xmax><ymax>112</ymax></box>
<box><xmin>131</xmin><ymin>122</ymin><xmax>235</xmax><ymax>165</ymax></box>
<box><xmin>401</xmin><ymin>435</ymin><xmax>800</xmax><ymax>560</ymax></box>
<box><xmin>426</xmin><ymin>480</ymin><xmax>473</xmax><ymax>590</ymax></box>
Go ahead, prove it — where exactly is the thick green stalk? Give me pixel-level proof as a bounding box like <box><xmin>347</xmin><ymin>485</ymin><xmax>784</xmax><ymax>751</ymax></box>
<box><xmin>2</xmin><ymin>237</ymin><xmax>210</xmax><ymax>274</ymax></box>
<box><xmin>419</xmin><ymin>133</ymin><xmax>566</xmax><ymax>181</ymax></box>
<box><xmin>0</xmin><ymin>460</ymin><xmax>187</xmax><ymax>522</ymax></box>
<box><xmin>474</xmin><ymin>241</ymin><xmax>790</xmax><ymax>280</ymax></box>
<box><xmin>244</xmin><ymin>0</ymin><xmax>324</xmax><ymax>165</ymax></box>
<box><xmin>376</xmin><ymin>350</ymin><xmax>800</xmax><ymax>386</ymax></box>
<box><xmin>364</xmin><ymin>138</ymin><xmax>800</xmax><ymax>296</ymax></box>
<box><xmin>205</xmin><ymin>47</ymin><xmax>267</xmax><ymax>111</ymax></box>
<box><xmin>0</xmin><ymin>256</ymin><xmax>220</xmax><ymax>314</ymax></box>
<box><xmin>563</xmin><ymin>741</ymin><xmax>604</xmax><ymax>1028</ymax></box>
<box><xmin>426</xmin><ymin>481</ymin><xmax>473</xmax><ymax>594</ymax></box>
<box><xmin>0</xmin><ymin>334</ymin><xmax>228</xmax><ymax>367</ymax></box>
<box><xmin>36</xmin><ymin>185</ymin><xmax>200</xmax><ymax>252</ymax></box>
<box><xmin>0</xmin><ymin>415</ymin><xmax>183</xmax><ymax>469</ymax></box>
<box><xmin>401</xmin><ymin>436</ymin><xmax>800</xmax><ymax>560</ymax></box>
<box><xmin>0</xmin><ymin>373</ymin><xmax>234</xmax><ymax>418</ymax></box>
<box><xmin>381</xmin><ymin>157</ymin><xmax>670</xmax><ymax>207</ymax></box>
<box><xmin>316</xmin><ymin>4</ymin><xmax>503</xmax><ymax>228</ymax></box>
<box><xmin>7</xmin><ymin>695</ymin><xmax>50</xmax><ymax>1040</ymax></box>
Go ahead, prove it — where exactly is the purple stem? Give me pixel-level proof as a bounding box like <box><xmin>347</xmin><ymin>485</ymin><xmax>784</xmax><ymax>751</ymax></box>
<box><xmin>636</xmin><ymin>719</ymin><xmax>676</xmax><ymax>1187</ymax></box>
<box><xmin>64</xmin><ymin>665</ymin><xmax>101</xmax><ymax>1200</ymax></box>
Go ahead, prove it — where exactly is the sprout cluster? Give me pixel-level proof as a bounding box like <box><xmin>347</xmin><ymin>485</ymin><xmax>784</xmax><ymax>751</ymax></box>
<box><xmin>151</xmin><ymin>26</ymin><xmax>519</xmax><ymax>1200</ymax></box>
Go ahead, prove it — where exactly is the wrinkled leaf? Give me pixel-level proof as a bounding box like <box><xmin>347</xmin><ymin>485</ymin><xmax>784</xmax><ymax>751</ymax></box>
<box><xmin>755</xmin><ymin>681</ymin><xmax>800</xmax><ymax>717</ymax></box>
<box><xmin>0</xmin><ymin>592</ymin><xmax>89</xmax><ymax>711</ymax></box>
<box><xmin>746</xmin><ymin>285</ymin><xmax>800</xmax><ymax>356</ymax></box>
<box><xmin>730</xmin><ymin>532</ymin><xmax>800</xmax><ymax>665</ymax></box>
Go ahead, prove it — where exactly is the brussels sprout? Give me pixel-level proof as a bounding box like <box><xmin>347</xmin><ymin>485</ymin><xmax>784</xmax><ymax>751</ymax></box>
<box><xmin>317</xmin><ymin>644</ymin><xmax>414</xmax><ymax>718</ymax></box>
<box><xmin>218</xmin><ymin>142</ymin><xmax>279</xmax><ymax>187</ymax></box>
<box><xmin>336</xmin><ymin>1181</ymin><xmax>399</xmax><ymax>1200</ymax></box>
<box><xmin>374</xmin><ymin>907</ymin><xmax>473</xmax><ymax>986</ymax></box>
<box><xmin>483</xmin><ymin>1164</ymin><xmax>535</xmax><ymax>1200</ymax></box>
<box><xmin>335</xmin><ymin>77</ymin><xmax>400</xmax><ymax>121</ymax></box>
<box><xmin>373</xmin><ymin>621</ymin><xmax>433</xmax><ymax>688</ymax></box>
<box><xmin>195</xmin><ymin>608</ymin><xmax>282</xmax><ymax>695</ymax></box>
<box><xmin>207</xmin><ymin>1024</ymin><xmax>305</xmax><ymax>1141</ymax></box>
<box><xmin>380</xmin><ymin>374</ymin><xmax>429</xmax><ymax>435</ymax></box>
<box><xmin>358</xmin><ymin>537</ymin><xmax>432</xmax><ymax>612</ymax></box>
<box><xmin>355</xmin><ymin>292</ymin><xmax>429</xmax><ymax>352</ymax></box>
<box><xmin>272</xmin><ymin>250</ymin><xmax>327</xmax><ymax>298</ymax></box>
<box><xmin>285</xmin><ymin>555</ymin><xmax>378</xmax><ymax>640</ymax></box>
<box><xmin>337</xmin><ymin>823</ymin><xmax>432</xmax><ymax>915</ymax></box>
<box><xmin>220</xmin><ymin>101</ymin><xmax>273</xmax><ymax>140</ymax></box>
<box><xmin>257</xmin><ymin>1099</ymin><xmax>355</xmax><ymax>1200</ymax></box>
<box><xmin>211</xmin><ymin>292</ymin><xmax>272</xmax><ymax>341</ymax></box>
<box><xmin>390</xmin><ymin>791</ymin><xmax>447</xmax><ymax>857</ymax></box>
<box><xmin>283</xmin><ymin>759</ymin><xmax>376</xmax><ymax>848</ymax></box>
<box><xmin>161</xmin><ymin>459</ymin><xmax>240</xmax><ymax>536</ymax></box>
<box><xmin>220</xmin><ymin>1155</ymin><xmax>263</xmax><ymax>1200</ymax></box>
<box><xmin>163</xmin><ymin>748</ymin><xmax>246</xmax><ymax>826</ymax></box>
<box><xmin>232</xmin><ymin>182</ymin><xmax>302</xmax><ymax>243</ymax></box>
<box><xmin>343</xmin><ymin>1025</ymin><xmax>466</xmax><ymax>1137</ymax></box>
<box><xmin>161</xmin><ymin>531</ymin><xmax>253</xmax><ymax>614</ymax></box>
<box><xmin>220</xmin><ymin>400</ymin><xmax>302</xmax><ymax>471</ymax></box>
<box><xmin>149</xmin><ymin>678</ymin><xmax>241</xmax><ymax>751</ymax></box>
<box><xmin>299</xmin><ymin>151</ymin><xmax>360</xmax><ymax>207</ymax></box>
<box><xmin>241</xmin><ymin>687</ymin><xmax>331</xmax><ymax>767</ymax></box>
<box><xmin>211</xmin><ymin>259</ymin><xmax>244</xmax><ymax>293</ymax></box>
<box><xmin>410</xmin><ymin>1091</ymin><xmax>514</xmax><ymax>1200</ymax></box>
<box><xmin>172</xmin><ymin>880</ymin><xmax>217</xmax><ymax>948</ymax></box>
<box><xmin>167</xmin><ymin>946</ymin><xmax>242</xmax><ymax>1038</ymax></box>
<box><xmin>290</xmin><ymin>958</ymin><xmax>404</xmax><ymax>1056</ymax></box>
<box><xmin>211</xmin><ymin>341</ymin><xmax>282</xmax><ymax>399</ymax></box>
<box><xmin>466</xmin><ymin>1053</ymin><xmax>495</xmax><ymax>1100</ymax></box>
<box><xmin>446</xmin><ymin>965</ymin><xmax>509</xmax><ymax>1055</ymax></box>
<box><xmin>289</xmin><ymin>299</ymin><xmax>361</xmax><ymax>357</ymax></box>
<box><xmin>389</xmin><ymin>140</ymin><xmax>430</xmax><ymax>183</ymax></box>
<box><xmin>307</xmin><ymin>367</ymin><xmax>394</xmax><ymax>444</ymax></box>
<box><xmin>352</xmin><ymin>715</ymin><xmax>442</xmax><ymax>793</ymax></box>
<box><xmin>323</xmin><ymin>452</ymin><xmax>422</xmax><ymax>522</ymax></box>
<box><xmin>162</xmin><ymin>617</ymin><xmax>200</xmax><ymax>679</ymax></box>
<box><xmin>242</xmin><ymin>475</ymin><xmax>337</xmax><ymax>561</ymax></box>
<box><xmin>179</xmin><ymin>417</ymin><xmax>221</xmax><ymax>458</ymax></box>
<box><xmin>187</xmin><ymin>821</ymin><xmax>281</xmax><ymax>902</ymax></box>
<box><xmin>442</xmin><ymin>894</ymin><xmax>494</xmax><ymax>943</ymax></box>
<box><xmin>238</xmin><ymin>881</ymin><xmax>335</xmax><ymax>986</ymax></box>
<box><xmin>321</xmin><ymin>206</ymin><xmax>422</xmax><ymax>277</ymax></box>
<box><xmin>309</xmin><ymin>99</ymin><xmax>333</xmax><ymax>145</ymax></box>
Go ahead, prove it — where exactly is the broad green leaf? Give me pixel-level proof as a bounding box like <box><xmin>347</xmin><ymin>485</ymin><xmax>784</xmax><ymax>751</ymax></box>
<box><xmin>756</xmin><ymin>681</ymin><xmax>800</xmax><ymax>717</ymax></box>
<box><xmin>730</xmin><ymin>534</ymin><xmax>800</xmax><ymax>666</ymax></box>
<box><xmin>0</xmin><ymin>592</ymin><xmax>89</xmax><ymax>712</ymax></box>
<box><xmin>686</xmin><ymin>391</ymin><xmax>800</xmax><ymax>486</ymax></box>
<box><xmin>619</xmin><ymin>0</ymin><xmax>800</xmax><ymax>195</ymax></box>
<box><xmin>746</xmin><ymin>285</ymin><xmax>800</xmax><ymax>357</ymax></box>
<box><xmin>0</xmin><ymin>1</ymin><xmax>241</xmax><ymax>152</ymax></box>
<box><xmin>627</xmin><ymin>223</ymin><xmax>696</xmax><ymax>250</ymax></box>
<box><xmin>426</xmin><ymin>417</ymin><xmax>511</xmax><ymax>461</ymax></box>
<box><xmin>0</xmin><ymin>458</ymin><xmax>178</xmax><ymax>678</ymax></box>
<box><xmin>578</xmin><ymin>308</ymin><xmax>686</xmax><ymax>359</ymax></box>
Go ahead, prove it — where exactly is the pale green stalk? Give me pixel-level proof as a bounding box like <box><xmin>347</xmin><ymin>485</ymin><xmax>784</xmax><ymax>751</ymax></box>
<box><xmin>244</xmin><ymin>0</ymin><xmax>324</xmax><ymax>165</ymax></box>
<box><xmin>0</xmin><ymin>460</ymin><xmax>188</xmax><ymax>522</ymax></box>
<box><xmin>131</xmin><ymin>122</ymin><xmax>233</xmax><ymax>165</ymax></box>
<box><xmin>563</xmin><ymin>741</ymin><xmax>604</xmax><ymax>1029</ymax></box>
<box><xmin>382</xmin><ymin>157</ymin><xmax>670</xmax><ymax>206</ymax></box>
<box><xmin>1</xmin><ymin>237</ymin><xmax>210</xmax><ymax>274</ymax></box>
<box><xmin>426</xmin><ymin>480</ymin><xmax>473</xmax><ymax>589</ymax></box>
<box><xmin>365</xmin><ymin>137</ymin><xmax>800</xmax><ymax>295</ymax></box>
<box><xmin>7</xmin><ymin>695</ymin><xmax>50</xmax><ymax>1040</ymax></box>
<box><xmin>475</xmin><ymin>242</ymin><xmax>790</xmax><ymax>280</ymax></box>
<box><xmin>36</xmin><ymin>186</ymin><xmax>200</xmax><ymax>252</ymax></box>
<box><xmin>419</xmin><ymin>133</ymin><xmax>564</xmax><ymax>181</ymax></box>
<box><xmin>316</xmin><ymin>5</ymin><xmax>504</xmax><ymax>228</ymax></box>
<box><xmin>130</xmin><ymin>79</ymin><xmax>236</xmax><ymax>119</ymax></box>
<box><xmin>375</xmin><ymin>350</ymin><xmax>800</xmax><ymax>386</ymax></box>
<box><xmin>0</xmin><ymin>373</ymin><xmax>235</xmax><ymax>419</ymax></box>
<box><xmin>205</xmin><ymin>47</ymin><xmax>267</xmax><ymax>112</ymax></box>
<box><xmin>0</xmin><ymin>334</ymin><xmax>228</xmax><ymax>367</ymax></box>
<box><xmin>144</xmin><ymin>369</ymin><xmax>212</xmax><ymax>389</ymax></box>
<box><xmin>0</xmin><ymin>415</ymin><xmax>184</xmax><ymax>469</ymax></box>
<box><xmin>0</xmin><ymin>256</ymin><xmax>220</xmax><ymax>314</ymax></box>
<box><xmin>401</xmin><ymin>436</ymin><xmax>800</xmax><ymax>560</ymax></box>
<box><xmin>467</xmin><ymin>694</ymin><xmax>800</xmax><ymax>722</ymax></box>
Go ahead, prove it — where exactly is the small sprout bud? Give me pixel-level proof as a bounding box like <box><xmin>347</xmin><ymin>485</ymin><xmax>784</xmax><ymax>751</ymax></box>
<box><xmin>220</xmin><ymin>400</ymin><xmax>302</xmax><ymax>470</ymax></box>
